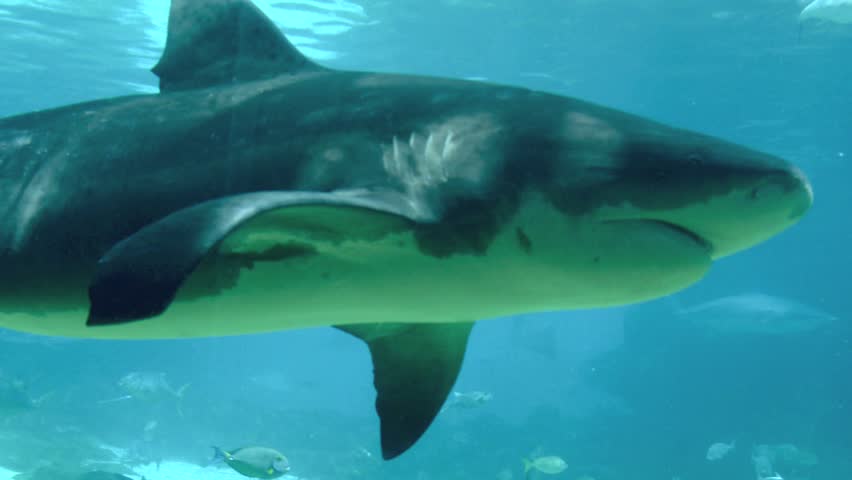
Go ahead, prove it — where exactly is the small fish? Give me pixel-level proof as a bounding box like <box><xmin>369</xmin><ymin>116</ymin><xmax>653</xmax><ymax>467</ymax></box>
<box><xmin>706</xmin><ymin>440</ymin><xmax>736</xmax><ymax>461</ymax></box>
<box><xmin>354</xmin><ymin>446</ymin><xmax>372</xmax><ymax>459</ymax></box>
<box><xmin>443</xmin><ymin>390</ymin><xmax>493</xmax><ymax>411</ymax></box>
<box><xmin>118</xmin><ymin>372</ymin><xmax>189</xmax><ymax>400</ymax></box>
<box><xmin>212</xmin><ymin>446</ymin><xmax>290</xmax><ymax>479</ymax></box>
<box><xmin>142</xmin><ymin>419</ymin><xmax>158</xmax><ymax>441</ymax></box>
<box><xmin>523</xmin><ymin>456</ymin><xmax>568</xmax><ymax>475</ymax></box>
<box><xmin>114</xmin><ymin>371</ymin><xmax>190</xmax><ymax>416</ymax></box>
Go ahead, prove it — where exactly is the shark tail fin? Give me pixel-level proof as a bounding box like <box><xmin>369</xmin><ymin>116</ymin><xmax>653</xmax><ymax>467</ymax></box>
<box><xmin>522</xmin><ymin>458</ymin><xmax>533</xmax><ymax>473</ymax></box>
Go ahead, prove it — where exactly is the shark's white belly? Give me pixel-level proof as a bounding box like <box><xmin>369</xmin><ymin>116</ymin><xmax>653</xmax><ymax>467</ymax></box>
<box><xmin>0</xmin><ymin>195</ymin><xmax>711</xmax><ymax>339</ymax></box>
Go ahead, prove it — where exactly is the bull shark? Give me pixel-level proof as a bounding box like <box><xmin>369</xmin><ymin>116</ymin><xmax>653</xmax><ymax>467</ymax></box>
<box><xmin>800</xmin><ymin>0</ymin><xmax>852</xmax><ymax>24</ymax></box>
<box><xmin>676</xmin><ymin>293</ymin><xmax>837</xmax><ymax>336</ymax></box>
<box><xmin>0</xmin><ymin>0</ymin><xmax>811</xmax><ymax>460</ymax></box>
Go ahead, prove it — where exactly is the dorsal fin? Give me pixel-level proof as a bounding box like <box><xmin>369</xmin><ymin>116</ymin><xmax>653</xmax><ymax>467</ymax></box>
<box><xmin>152</xmin><ymin>0</ymin><xmax>324</xmax><ymax>92</ymax></box>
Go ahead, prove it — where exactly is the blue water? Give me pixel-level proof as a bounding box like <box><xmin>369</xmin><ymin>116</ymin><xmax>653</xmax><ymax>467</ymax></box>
<box><xmin>0</xmin><ymin>1</ymin><xmax>849</xmax><ymax>479</ymax></box>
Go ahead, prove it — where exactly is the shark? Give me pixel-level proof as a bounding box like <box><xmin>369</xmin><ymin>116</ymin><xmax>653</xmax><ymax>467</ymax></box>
<box><xmin>0</xmin><ymin>0</ymin><xmax>811</xmax><ymax>460</ymax></box>
<box><xmin>800</xmin><ymin>0</ymin><xmax>852</xmax><ymax>24</ymax></box>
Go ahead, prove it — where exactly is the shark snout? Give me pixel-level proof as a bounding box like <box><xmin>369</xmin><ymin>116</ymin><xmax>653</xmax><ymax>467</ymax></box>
<box><xmin>749</xmin><ymin>166</ymin><xmax>813</xmax><ymax>219</ymax></box>
<box><xmin>698</xmin><ymin>161</ymin><xmax>813</xmax><ymax>259</ymax></box>
<box><xmin>788</xmin><ymin>165</ymin><xmax>814</xmax><ymax>218</ymax></box>
<box><xmin>599</xmin><ymin>155</ymin><xmax>815</xmax><ymax>261</ymax></box>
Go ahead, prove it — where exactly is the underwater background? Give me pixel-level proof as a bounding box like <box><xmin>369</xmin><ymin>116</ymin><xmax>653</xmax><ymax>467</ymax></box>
<box><xmin>0</xmin><ymin>0</ymin><xmax>850</xmax><ymax>479</ymax></box>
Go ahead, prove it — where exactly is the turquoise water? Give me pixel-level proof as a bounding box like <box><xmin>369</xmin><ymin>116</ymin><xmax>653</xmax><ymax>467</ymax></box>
<box><xmin>0</xmin><ymin>1</ymin><xmax>849</xmax><ymax>479</ymax></box>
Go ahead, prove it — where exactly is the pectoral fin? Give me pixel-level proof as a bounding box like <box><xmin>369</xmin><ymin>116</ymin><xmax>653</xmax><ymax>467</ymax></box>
<box><xmin>87</xmin><ymin>190</ymin><xmax>423</xmax><ymax>326</ymax></box>
<box><xmin>336</xmin><ymin>322</ymin><xmax>474</xmax><ymax>459</ymax></box>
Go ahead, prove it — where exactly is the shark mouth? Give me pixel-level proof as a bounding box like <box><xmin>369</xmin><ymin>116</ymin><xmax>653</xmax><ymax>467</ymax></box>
<box><xmin>602</xmin><ymin>218</ymin><xmax>714</xmax><ymax>256</ymax></box>
<box><xmin>644</xmin><ymin>219</ymin><xmax>713</xmax><ymax>253</ymax></box>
